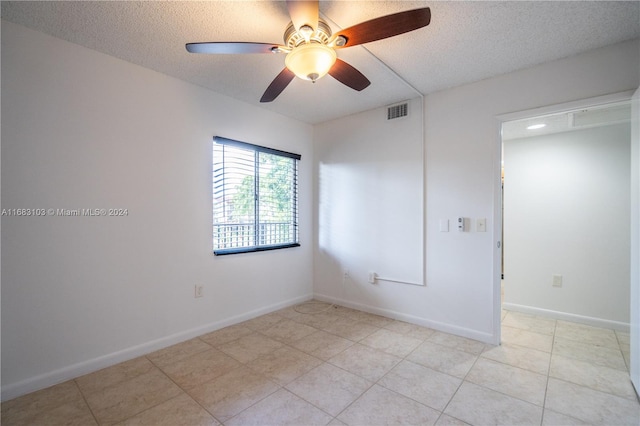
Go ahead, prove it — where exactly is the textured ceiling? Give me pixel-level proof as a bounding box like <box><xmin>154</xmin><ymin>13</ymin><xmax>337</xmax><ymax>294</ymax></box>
<box><xmin>2</xmin><ymin>1</ymin><xmax>639</xmax><ymax>124</ymax></box>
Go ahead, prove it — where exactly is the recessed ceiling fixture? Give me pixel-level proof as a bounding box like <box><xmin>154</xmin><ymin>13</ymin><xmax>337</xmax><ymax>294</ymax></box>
<box><xmin>185</xmin><ymin>0</ymin><xmax>431</xmax><ymax>103</ymax></box>
<box><xmin>527</xmin><ymin>123</ymin><xmax>547</xmax><ymax>130</ymax></box>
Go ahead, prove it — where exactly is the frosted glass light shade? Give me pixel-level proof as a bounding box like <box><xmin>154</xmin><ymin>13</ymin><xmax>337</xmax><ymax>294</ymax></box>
<box><xmin>285</xmin><ymin>44</ymin><xmax>337</xmax><ymax>82</ymax></box>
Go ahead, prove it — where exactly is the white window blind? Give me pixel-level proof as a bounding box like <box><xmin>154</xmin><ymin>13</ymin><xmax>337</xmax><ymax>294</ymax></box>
<box><xmin>212</xmin><ymin>136</ymin><xmax>300</xmax><ymax>255</ymax></box>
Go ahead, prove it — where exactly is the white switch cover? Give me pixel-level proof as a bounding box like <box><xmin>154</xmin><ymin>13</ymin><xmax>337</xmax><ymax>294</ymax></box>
<box><xmin>439</xmin><ymin>219</ymin><xmax>449</xmax><ymax>232</ymax></box>
<box><xmin>477</xmin><ymin>218</ymin><xmax>487</xmax><ymax>232</ymax></box>
<box><xmin>552</xmin><ymin>275</ymin><xmax>563</xmax><ymax>287</ymax></box>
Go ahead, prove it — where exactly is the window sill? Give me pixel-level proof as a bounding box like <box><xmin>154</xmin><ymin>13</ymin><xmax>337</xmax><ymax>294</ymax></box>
<box><xmin>214</xmin><ymin>243</ymin><xmax>300</xmax><ymax>256</ymax></box>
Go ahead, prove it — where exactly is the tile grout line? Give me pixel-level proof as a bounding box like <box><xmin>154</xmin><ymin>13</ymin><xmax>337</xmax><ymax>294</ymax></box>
<box><xmin>539</xmin><ymin>318</ymin><xmax>558</xmax><ymax>426</ymax></box>
<box><xmin>436</xmin><ymin>346</ymin><xmax>483</xmax><ymax>425</ymax></box>
<box><xmin>72</xmin><ymin>379</ymin><xmax>101</xmax><ymax>426</ymax></box>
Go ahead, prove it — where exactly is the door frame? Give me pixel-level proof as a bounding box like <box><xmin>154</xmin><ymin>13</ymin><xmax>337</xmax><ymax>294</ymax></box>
<box><xmin>493</xmin><ymin>90</ymin><xmax>635</xmax><ymax>346</ymax></box>
<box><xmin>630</xmin><ymin>86</ymin><xmax>639</xmax><ymax>396</ymax></box>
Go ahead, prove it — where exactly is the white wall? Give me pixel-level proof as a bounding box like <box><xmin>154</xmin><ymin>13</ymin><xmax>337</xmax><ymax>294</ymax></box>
<box><xmin>503</xmin><ymin>124</ymin><xmax>630</xmax><ymax>327</ymax></box>
<box><xmin>314</xmin><ymin>38</ymin><xmax>640</xmax><ymax>344</ymax></box>
<box><xmin>314</xmin><ymin>98</ymin><xmax>424</xmax><ymax>312</ymax></box>
<box><xmin>1</xmin><ymin>21</ymin><xmax>314</xmax><ymax>400</ymax></box>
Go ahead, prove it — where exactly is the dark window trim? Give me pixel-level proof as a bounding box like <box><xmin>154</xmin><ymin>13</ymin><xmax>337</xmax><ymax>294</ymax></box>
<box><xmin>214</xmin><ymin>243</ymin><xmax>301</xmax><ymax>256</ymax></box>
<box><xmin>214</xmin><ymin>136</ymin><xmax>302</xmax><ymax>160</ymax></box>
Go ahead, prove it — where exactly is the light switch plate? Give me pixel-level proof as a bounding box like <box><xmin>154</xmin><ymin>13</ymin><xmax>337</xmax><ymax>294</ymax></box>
<box><xmin>477</xmin><ymin>218</ymin><xmax>486</xmax><ymax>232</ymax></box>
<box><xmin>439</xmin><ymin>219</ymin><xmax>449</xmax><ymax>232</ymax></box>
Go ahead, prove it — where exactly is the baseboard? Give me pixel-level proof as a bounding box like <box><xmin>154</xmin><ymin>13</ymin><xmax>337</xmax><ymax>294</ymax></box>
<box><xmin>314</xmin><ymin>293</ymin><xmax>497</xmax><ymax>345</ymax></box>
<box><xmin>502</xmin><ymin>302</ymin><xmax>630</xmax><ymax>332</ymax></box>
<box><xmin>1</xmin><ymin>293</ymin><xmax>313</xmax><ymax>402</ymax></box>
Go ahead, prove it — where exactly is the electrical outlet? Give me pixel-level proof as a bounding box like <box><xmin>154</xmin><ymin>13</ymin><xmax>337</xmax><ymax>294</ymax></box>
<box><xmin>343</xmin><ymin>270</ymin><xmax>349</xmax><ymax>278</ymax></box>
<box><xmin>195</xmin><ymin>285</ymin><xmax>204</xmax><ymax>298</ymax></box>
<box><xmin>368</xmin><ymin>272</ymin><xmax>377</xmax><ymax>284</ymax></box>
<box><xmin>552</xmin><ymin>275</ymin><xmax>562</xmax><ymax>288</ymax></box>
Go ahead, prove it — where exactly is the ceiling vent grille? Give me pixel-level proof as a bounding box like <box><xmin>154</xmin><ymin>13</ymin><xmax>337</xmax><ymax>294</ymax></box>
<box><xmin>387</xmin><ymin>103</ymin><xmax>408</xmax><ymax>120</ymax></box>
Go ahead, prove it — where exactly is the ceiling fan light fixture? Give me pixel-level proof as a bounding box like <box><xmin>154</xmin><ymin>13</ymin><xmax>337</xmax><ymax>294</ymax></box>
<box><xmin>285</xmin><ymin>43</ymin><xmax>337</xmax><ymax>82</ymax></box>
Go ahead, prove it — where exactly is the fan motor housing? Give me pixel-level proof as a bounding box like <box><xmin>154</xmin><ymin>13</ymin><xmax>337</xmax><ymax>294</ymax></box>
<box><xmin>284</xmin><ymin>18</ymin><xmax>333</xmax><ymax>47</ymax></box>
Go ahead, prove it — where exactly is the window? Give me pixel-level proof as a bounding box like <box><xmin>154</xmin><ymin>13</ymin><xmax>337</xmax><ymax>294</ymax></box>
<box><xmin>212</xmin><ymin>136</ymin><xmax>300</xmax><ymax>255</ymax></box>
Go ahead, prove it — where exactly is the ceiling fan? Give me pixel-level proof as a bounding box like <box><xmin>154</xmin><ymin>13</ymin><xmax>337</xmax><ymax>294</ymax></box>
<box><xmin>186</xmin><ymin>1</ymin><xmax>431</xmax><ymax>102</ymax></box>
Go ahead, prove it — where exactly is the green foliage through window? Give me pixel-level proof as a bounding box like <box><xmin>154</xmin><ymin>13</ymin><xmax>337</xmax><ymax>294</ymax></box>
<box><xmin>212</xmin><ymin>137</ymin><xmax>300</xmax><ymax>255</ymax></box>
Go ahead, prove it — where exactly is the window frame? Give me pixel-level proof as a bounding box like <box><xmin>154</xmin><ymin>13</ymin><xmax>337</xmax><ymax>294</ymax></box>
<box><xmin>212</xmin><ymin>136</ymin><xmax>301</xmax><ymax>256</ymax></box>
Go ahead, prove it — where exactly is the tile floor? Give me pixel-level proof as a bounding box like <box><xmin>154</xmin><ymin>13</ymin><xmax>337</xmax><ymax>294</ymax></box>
<box><xmin>2</xmin><ymin>301</ymin><xmax>639</xmax><ymax>425</ymax></box>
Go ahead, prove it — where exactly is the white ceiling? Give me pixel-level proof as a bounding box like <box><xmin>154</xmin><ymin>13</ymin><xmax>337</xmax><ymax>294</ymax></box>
<box><xmin>2</xmin><ymin>1</ymin><xmax>639</xmax><ymax>124</ymax></box>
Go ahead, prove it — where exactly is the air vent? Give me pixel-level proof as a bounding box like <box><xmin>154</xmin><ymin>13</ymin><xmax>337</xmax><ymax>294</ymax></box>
<box><xmin>387</xmin><ymin>103</ymin><xmax>408</xmax><ymax>120</ymax></box>
<box><xmin>571</xmin><ymin>103</ymin><xmax>631</xmax><ymax>128</ymax></box>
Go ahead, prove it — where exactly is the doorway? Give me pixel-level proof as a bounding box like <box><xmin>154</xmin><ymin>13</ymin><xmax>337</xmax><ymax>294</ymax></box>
<box><xmin>499</xmin><ymin>95</ymin><xmax>632</xmax><ymax>330</ymax></box>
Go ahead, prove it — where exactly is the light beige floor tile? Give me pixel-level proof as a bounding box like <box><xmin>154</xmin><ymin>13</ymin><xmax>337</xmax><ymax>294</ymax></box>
<box><xmin>444</xmin><ymin>382</ymin><xmax>543</xmax><ymax>426</ymax></box>
<box><xmin>76</xmin><ymin>357</ymin><xmax>156</xmax><ymax>395</ymax></box>
<box><xmin>328</xmin><ymin>343</ymin><xmax>401</xmax><ymax>382</ymax></box>
<box><xmin>290</xmin><ymin>330</ymin><xmax>354</xmax><ymax>360</ymax></box>
<box><xmin>502</xmin><ymin>311</ymin><xmax>556</xmax><ymax>335</ymax></box>
<box><xmin>13</xmin><ymin>398</ymin><xmax>97</xmax><ymax>426</ymax></box>
<box><xmin>146</xmin><ymin>338</ymin><xmax>212</xmax><ymax>368</ymax></box>
<box><xmin>328</xmin><ymin>418</ymin><xmax>347</xmax><ymax>426</ymax></box>
<box><xmin>465</xmin><ymin>358</ymin><xmax>547</xmax><ymax>406</ymax></box>
<box><xmin>337</xmin><ymin>384</ymin><xmax>440</xmax><ymax>426</ymax></box>
<box><xmin>623</xmin><ymin>349</ymin><xmax>631</xmax><ymax>371</ymax></box>
<box><xmin>117</xmin><ymin>393</ymin><xmax>219</xmax><ymax>425</ymax></box>
<box><xmin>616</xmin><ymin>330</ymin><xmax>631</xmax><ymax>345</ymax></box>
<box><xmin>1</xmin><ymin>380</ymin><xmax>84</xmax><ymax>425</ymax></box>
<box><xmin>383</xmin><ymin>320</ymin><xmax>435</xmax><ymax>340</ymax></box>
<box><xmin>290</xmin><ymin>300</ymin><xmax>335</xmax><ymax>315</ymax></box>
<box><xmin>241</xmin><ymin>312</ymin><xmax>285</xmax><ymax>331</ymax></box>
<box><xmin>378</xmin><ymin>360</ymin><xmax>461</xmax><ymax>411</ymax></box>
<box><xmin>273</xmin><ymin>305</ymin><xmax>305</xmax><ymax>321</ymax></box>
<box><xmin>553</xmin><ymin>337</ymin><xmax>627</xmax><ymax>371</ymax></box>
<box><xmin>226</xmin><ymin>388</ymin><xmax>333</xmax><ymax>426</ymax></box>
<box><xmin>549</xmin><ymin>354</ymin><xmax>638</xmax><ymax>400</ymax></box>
<box><xmin>198</xmin><ymin>324</ymin><xmax>253</xmax><ymax>347</ymax></box>
<box><xmin>260</xmin><ymin>319</ymin><xmax>318</xmax><ymax>344</ymax></box>
<box><xmin>429</xmin><ymin>331</ymin><xmax>487</xmax><ymax>355</ymax></box>
<box><xmin>542</xmin><ymin>409</ymin><xmax>589</xmax><ymax>425</ymax></box>
<box><xmin>554</xmin><ymin>321</ymin><xmax>619</xmax><ymax>349</ymax></box>
<box><xmin>217</xmin><ymin>332</ymin><xmax>283</xmax><ymax>363</ymax></box>
<box><xmin>346</xmin><ymin>311</ymin><xmax>394</xmax><ymax>328</ymax></box>
<box><xmin>285</xmin><ymin>362</ymin><xmax>372</xmax><ymax>416</ymax></box>
<box><xmin>332</xmin><ymin>305</ymin><xmax>365</xmax><ymax>318</ymax></box>
<box><xmin>11</xmin><ymin>308</ymin><xmax>640</xmax><ymax>426</ymax></box>
<box><xmin>545</xmin><ymin>378</ymin><xmax>640</xmax><ymax>425</ymax></box>
<box><xmin>360</xmin><ymin>328</ymin><xmax>423</xmax><ymax>357</ymax></box>
<box><xmin>481</xmin><ymin>343</ymin><xmax>550</xmax><ymax>375</ymax></box>
<box><xmin>435</xmin><ymin>414</ymin><xmax>470</xmax><ymax>425</ymax></box>
<box><xmin>322</xmin><ymin>317</ymin><xmax>379</xmax><ymax>341</ymax></box>
<box><xmin>407</xmin><ymin>341</ymin><xmax>477</xmax><ymax>378</ymax></box>
<box><xmin>187</xmin><ymin>366</ymin><xmax>279</xmax><ymax>423</ymax></box>
<box><xmin>293</xmin><ymin>311</ymin><xmax>341</xmax><ymax>329</ymax></box>
<box><xmin>501</xmin><ymin>325</ymin><xmax>553</xmax><ymax>352</ymax></box>
<box><xmin>84</xmin><ymin>369</ymin><xmax>182</xmax><ymax>425</ymax></box>
<box><xmin>247</xmin><ymin>346</ymin><xmax>322</xmax><ymax>385</ymax></box>
<box><xmin>159</xmin><ymin>348</ymin><xmax>241</xmax><ymax>389</ymax></box>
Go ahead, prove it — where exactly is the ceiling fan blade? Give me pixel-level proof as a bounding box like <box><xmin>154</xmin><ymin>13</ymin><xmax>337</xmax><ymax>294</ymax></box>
<box><xmin>328</xmin><ymin>59</ymin><xmax>371</xmax><ymax>91</ymax></box>
<box><xmin>331</xmin><ymin>7</ymin><xmax>431</xmax><ymax>48</ymax></box>
<box><xmin>186</xmin><ymin>42</ymin><xmax>284</xmax><ymax>54</ymax></box>
<box><xmin>260</xmin><ymin>68</ymin><xmax>296</xmax><ymax>103</ymax></box>
<box><xmin>286</xmin><ymin>0</ymin><xmax>319</xmax><ymax>31</ymax></box>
